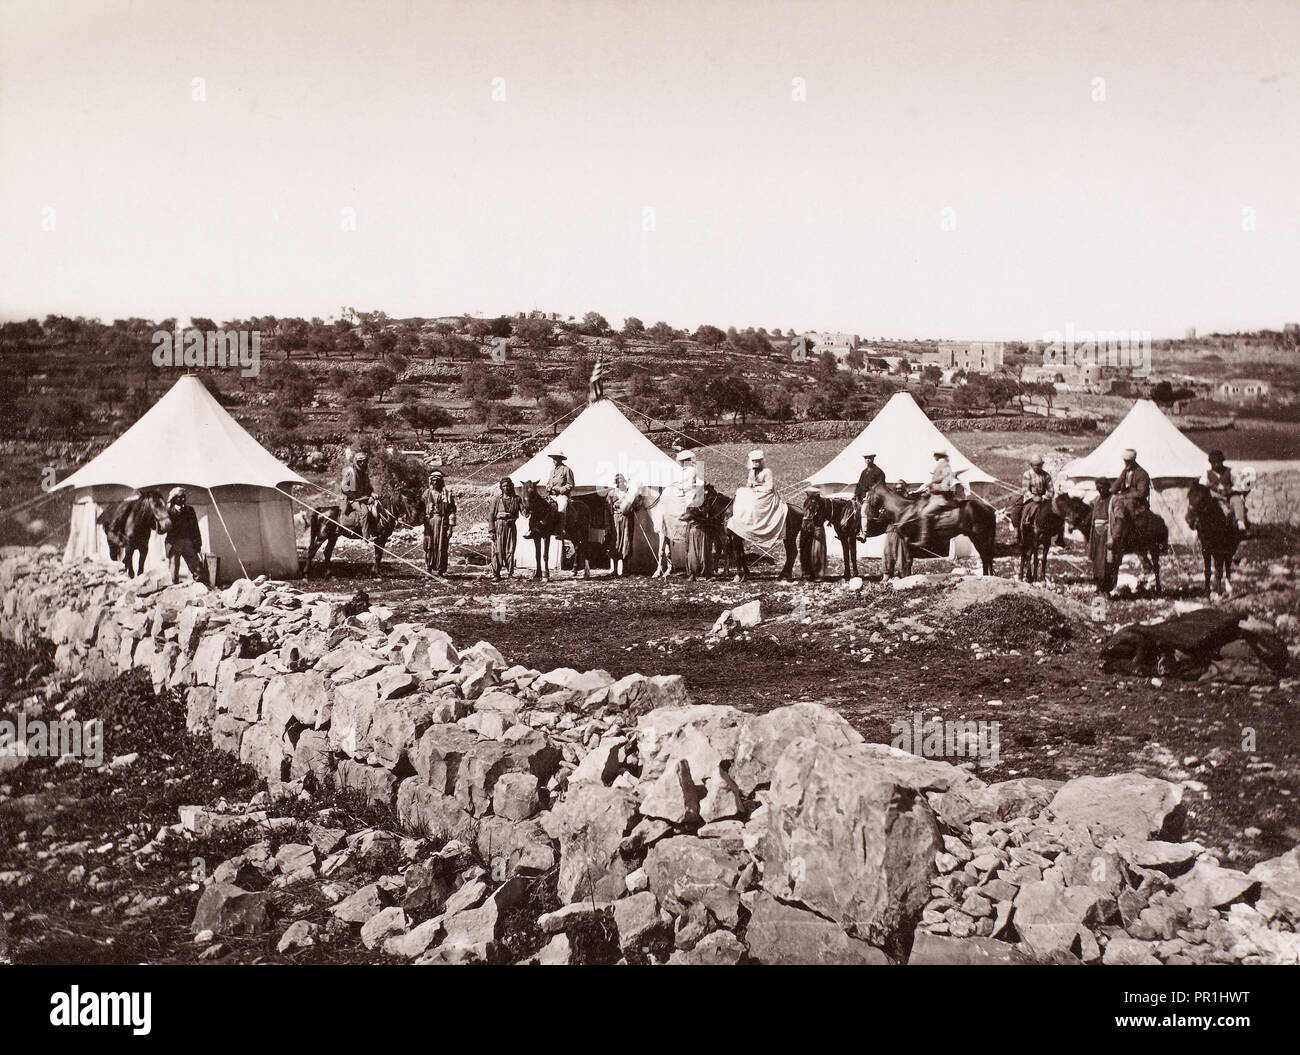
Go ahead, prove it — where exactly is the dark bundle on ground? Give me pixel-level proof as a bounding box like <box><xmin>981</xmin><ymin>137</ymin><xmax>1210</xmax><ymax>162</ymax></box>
<box><xmin>341</xmin><ymin>589</ymin><xmax>371</xmax><ymax>618</ymax></box>
<box><xmin>958</xmin><ymin>594</ymin><xmax>1073</xmax><ymax>650</ymax></box>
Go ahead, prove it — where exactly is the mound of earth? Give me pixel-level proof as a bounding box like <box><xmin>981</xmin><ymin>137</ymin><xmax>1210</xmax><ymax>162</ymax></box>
<box><xmin>946</xmin><ymin>592</ymin><xmax>1073</xmax><ymax>651</ymax></box>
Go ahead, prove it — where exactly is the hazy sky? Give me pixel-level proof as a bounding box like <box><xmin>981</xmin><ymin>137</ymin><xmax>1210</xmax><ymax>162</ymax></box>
<box><xmin>2</xmin><ymin>0</ymin><xmax>1297</xmax><ymax>338</ymax></box>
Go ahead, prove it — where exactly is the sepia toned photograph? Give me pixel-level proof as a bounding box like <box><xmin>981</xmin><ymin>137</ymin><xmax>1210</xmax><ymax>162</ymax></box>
<box><xmin>1</xmin><ymin>0</ymin><xmax>1297</xmax><ymax>1026</ymax></box>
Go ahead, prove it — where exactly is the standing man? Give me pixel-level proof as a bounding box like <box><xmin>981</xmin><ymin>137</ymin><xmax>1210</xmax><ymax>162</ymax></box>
<box><xmin>606</xmin><ymin>473</ymin><xmax>638</xmax><ymax>577</ymax></box>
<box><xmin>421</xmin><ymin>469</ymin><xmax>457</xmax><ymax>576</ymax></box>
<box><xmin>854</xmin><ymin>452</ymin><xmax>885</xmax><ymax>541</ymax></box>
<box><xmin>164</xmin><ymin>487</ymin><xmax>204</xmax><ymax>585</ymax></box>
<box><xmin>1088</xmin><ymin>478</ymin><xmax>1113</xmax><ymax>591</ymax></box>
<box><xmin>1108</xmin><ymin>448</ymin><xmax>1150</xmax><ymax>565</ymax></box>
<box><xmin>1010</xmin><ymin>454</ymin><xmax>1053</xmax><ymax>545</ymax></box>
<box><xmin>489</xmin><ymin>477</ymin><xmax>521</xmax><ymax>580</ymax></box>
<box><xmin>1204</xmin><ymin>449</ymin><xmax>1248</xmax><ymax>536</ymax></box>
<box><xmin>547</xmin><ymin>452</ymin><xmax>575</xmax><ymax>538</ymax></box>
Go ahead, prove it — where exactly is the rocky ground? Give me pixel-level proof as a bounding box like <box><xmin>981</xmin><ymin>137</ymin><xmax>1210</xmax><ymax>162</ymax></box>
<box><xmin>1</xmin><ymin>540</ymin><xmax>1297</xmax><ymax>965</ymax></box>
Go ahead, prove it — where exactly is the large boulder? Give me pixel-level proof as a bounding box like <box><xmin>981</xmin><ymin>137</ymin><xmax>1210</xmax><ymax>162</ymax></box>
<box><xmin>745</xmin><ymin>892</ymin><xmax>888</xmax><ymax>965</ymax></box>
<box><xmin>370</xmin><ymin>696</ymin><xmax>443</xmax><ymax>771</ymax></box>
<box><xmin>606</xmin><ymin>673</ymin><xmax>689</xmax><ymax>712</ymax></box>
<box><xmin>731</xmin><ymin>701</ymin><xmax>864</xmax><ymax>795</ymax></box>
<box><xmin>1012</xmin><ymin>871</ymin><xmax>1113</xmax><ymax>960</ymax></box>
<box><xmin>908</xmin><ymin>932</ymin><xmax>1033</xmax><ymax>965</ymax></box>
<box><xmin>396</xmin><ymin>779</ymin><xmax>476</xmax><ymax>843</ymax></box>
<box><xmin>759</xmin><ymin>737</ymin><xmax>940</xmax><ymax>950</ymax></box>
<box><xmin>636</xmin><ymin>704</ymin><xmax>747</xmax><ymax>783</ymax></box>
<box><xmin>401</xmin><ymin>629</ymin><xmax>459</xmax><ymax>677</ymax></box>
<box><xmin>262</xmin><ymin>670</ymin><xmax>331</xmax><ymax>732</ymax></box>
<box><xmin>546</xmin><ymin>784</ymin><xmax>636</xmax><ymax>904</ymax></box>
<box><xmin>1250</xmin><ymin>846</ymin><xmax>1300</xmax><ymax>920</ymax></box>
<box><xmin>191</xmin><ymin>883</ymin><xmax>271</xmax><ymax>936</ymax></box>
<box><xmin>412</xmin><ymin>724</ymin><xmax>480</xmax><ymax>792</ymax></box>
<box><xmin>329</xmin><ymin>666</ymin><xmax>417</xmax><ymax>758</ymax></box>
<box><xmin>1049</xmin><ymin>774</ymin><xmax>1185</xmax><ymax>841</ymax></box>
<box><xmin>643</xmin><ymin>835</ymin><xmax>742</xmax><ymax>927</ymax></box>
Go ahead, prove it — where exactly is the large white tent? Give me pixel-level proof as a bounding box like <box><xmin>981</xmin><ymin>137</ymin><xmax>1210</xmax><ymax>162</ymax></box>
<box><xmin>56</xmin><ymin>374</ymin><xmax>308</xmax><ymax>583</ymax></box>
<box><xmin>1062</xmin><ymin>399</ymin><xmax>1208</xmax><ymax>543</ymax></box>
<box><xmin>805</xmin><ymin>392</ymin><xmax>997</xmax><ymax>559</ymax></box>
<box><xmin>807</xmin><ymin>392</ymin><xmax>996</xmax><ymax>494</ymax></box>
<box><xmin>508</xmin><ymin>398</ymin><xmax>680</xmax><ymax>571</ymax></box>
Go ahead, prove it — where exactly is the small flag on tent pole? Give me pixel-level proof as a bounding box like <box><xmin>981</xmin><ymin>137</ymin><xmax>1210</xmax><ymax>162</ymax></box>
<box><xmin>589</xmin><ymin>356</ymin><xmax>605</xmax><ymax>404</ymax></box>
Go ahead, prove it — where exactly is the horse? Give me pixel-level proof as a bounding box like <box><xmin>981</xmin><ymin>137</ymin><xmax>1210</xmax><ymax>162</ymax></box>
<box><xmin>863</xmin><ymin>482</ymin><xmax>996</xmax><ymax>575</ymax></box>
<box><xmin>99</xmin><ymin>490</ymin><xmax>172</xmax><ymax>577</ymax></box>
<box><xmin>518</xmin><ymin>480</ymin><xmax>591</xmax><ymax>580</ymax></box>
<box><xmin>798</xmin><ymin>493</ymin><xmax>830</xmax><ymax>580</ymax></box>
<box><xmin>727</xmin><ymin>499</ymin><xmax>803</xmax><ymax>581</ymax></box>
<box><xmin>646</xmin><ymin>484</ymin><xmax>731</xmax><ymax>578</ymax></box>
<box><xmin>823</xmin><ymin>496</ymin><xmax>860</xmax><ymax>580</ymax></box>
<box><xmin>303</xmin><ymin>492</ymin><xmax>412</xmax><ymax>577</ymax></box>
<box><xmin>1186</xmin><ymin>482</ymin><xmax>1240</xmax><ymax>597</ymax></box>
<box><xmin>1103</xmin><ymin>501</ymin><xmax>1169</xmax><ymax>595</ymax></box>
<box><xmin>1017</xmin><ymin>494</ymin><xmax>1092</xmax><ymax>583</ymax></box>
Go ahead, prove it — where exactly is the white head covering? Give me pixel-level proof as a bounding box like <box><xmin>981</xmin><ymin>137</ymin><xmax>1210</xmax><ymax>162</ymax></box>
<box><xmin>749</xmin><ymin>449</ymin><xmax>764</xmax><ymax>463</ymax></box>
<box><xmin>676</xmin><ymin>450</ymin><xmax>695</xmax><ymax>462</ymax></box>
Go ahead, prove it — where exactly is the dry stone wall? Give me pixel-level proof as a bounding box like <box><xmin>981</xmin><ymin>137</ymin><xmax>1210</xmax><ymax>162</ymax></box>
<box><xmin>3</xmin><ymin>551</ymin><xmax>1298</xmax><ymax>964</ymax></box>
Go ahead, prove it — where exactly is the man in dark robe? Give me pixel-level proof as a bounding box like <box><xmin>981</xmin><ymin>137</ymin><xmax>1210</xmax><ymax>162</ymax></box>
<box><xmin>1108</xmin><ymin>448</ymin><xmax>1150</xmax><ymax>564</ymax></box>
<box><xmin>854</xmin><ymin>453</ymin><xmax>885</xmax><ymax>541</ymax></box>
<box><xmin>164</xmin><ymin>487</ymin><xmax>204</xmax><ymax>585</ymax></box>
<box><xmin>421</xmin><ymin>470</ymin><xmax>457</xmax><ymax>576</ymax></box>
<box><xmin>489</xmin><ymin>477</ymin><xmax>521</xmax><ymax>580</ymax></box>
<box><xmin>1088</xmin><ymin>479</ymin><xmax>1112</xmax><ymax>591</ymax></box>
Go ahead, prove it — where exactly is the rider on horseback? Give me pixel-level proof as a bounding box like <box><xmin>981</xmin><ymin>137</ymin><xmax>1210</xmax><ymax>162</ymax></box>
<box><xmin>341</xmin><ymin>450</ymin><xmax>374</xmax><ymax>540</ymax></box>
<box><xmin>907</xmin><ymin>450</ymin><xmax>958</xmax><ymax>552</ymax></box>
<box><xmin>1204</xmin><ymin>449</ymin><xmax>1249</xmax><ymax>537</ymax></box>
<box><xmin>1010</xmin><ymin>454</ymin><xmax>1053</xmax><ymax>546</ymax></box>
<box><xmin>854</xmin><ymin>452</ymin><xmax>885</xmax><ymax>541</ymax></box>
<box><xmin>537</xmin><ymin>452</ymin><xmax>575</xmax><ymax>540</ymax></box>
<box><xmin>1108</xmin><ymin>448</ymin><xmax>1150</xmax><ymax>564</ymax></box>
<box><xmin>675</xmin><ymin>449</ymin><xmax>706</xmax><ymax>512</ymax></box>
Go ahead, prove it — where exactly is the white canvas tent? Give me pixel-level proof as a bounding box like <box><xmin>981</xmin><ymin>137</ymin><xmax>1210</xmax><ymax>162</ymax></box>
<box><xmin>508</xmin><ymin>398</ymin><xmax>680</xmax><ymax>572</ymax></box>
<box><xmin>1061</xmin><ymin>399</ymin><xmax>1208</xmax><ymax>543</ymax></box>
<box><xmin>805</xmin><ymin>392</ymin><xmax>997</xmax><ymax>559</ymax></box>
<box><xmin>56</xmin><ymin>374</ymin><xmax>308</xmax><ymax>583</ymax></box>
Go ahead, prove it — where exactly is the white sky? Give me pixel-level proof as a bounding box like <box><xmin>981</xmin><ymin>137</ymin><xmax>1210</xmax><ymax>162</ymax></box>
<box><xmin>1</xmin><ymin>0</ymin><xmax>1297</xmax><ymax>339</ymax></box>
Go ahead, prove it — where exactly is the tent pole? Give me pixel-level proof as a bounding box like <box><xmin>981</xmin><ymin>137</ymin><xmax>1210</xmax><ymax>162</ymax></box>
<box><xmin>206</xmin><ymin>487</ymin><xmax>250</xmax><ymax>581</ymax></box>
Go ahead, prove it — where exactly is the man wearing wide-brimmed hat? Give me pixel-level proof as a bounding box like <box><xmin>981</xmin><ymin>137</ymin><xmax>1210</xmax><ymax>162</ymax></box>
<box><xmin>901</xmin><ymin>449</ymin><xmax>957</xmax><ymax>551</ymax></box>
<box><xmin>164</xmin><ymin>486</ymin><xmax>204</xmax><ymax>585</ymax></box>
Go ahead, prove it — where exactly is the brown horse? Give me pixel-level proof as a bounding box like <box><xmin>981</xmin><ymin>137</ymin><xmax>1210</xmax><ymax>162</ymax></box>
<box><xmin>99</xmin><ymin>490</ymin><xmax>172</xmax><ymax>577</ymax></box>
<box><xmin>823</xmin><ymin>496</ymin><xmax>860</xmax><ymax>580</ymax></box>
<box><xmin>1103</xmin><ymin>502</ymin><xmax>1169</xmax><ymax>595</ymax></box>
<box><xmin>304</xmin><ymin>492</ymin><xmax>412</xmax><ymax>577</ymax></box>
<box><xmin>1018</xmin><ymin>494</ymin><xmax>1092</xmax><ymax>583</ymax></box>
<box><xmin>864</xmin><ymin>482</ymin><xmax>996</xmax><ymax>575</ymax></box>
<box><xmin>518</xmin><ymin>480</ymin><xmax>591</xmax><ymax>580</ymax></box>
<box><xmin>1186</xmin><ymin>482</ymin><xmax>1240</xmax><ymax>597</ymax></box>
<box><xmin>727</xmin><ymin>500</ymin><xmax>803</xmax><ymax>581</ymax></box>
